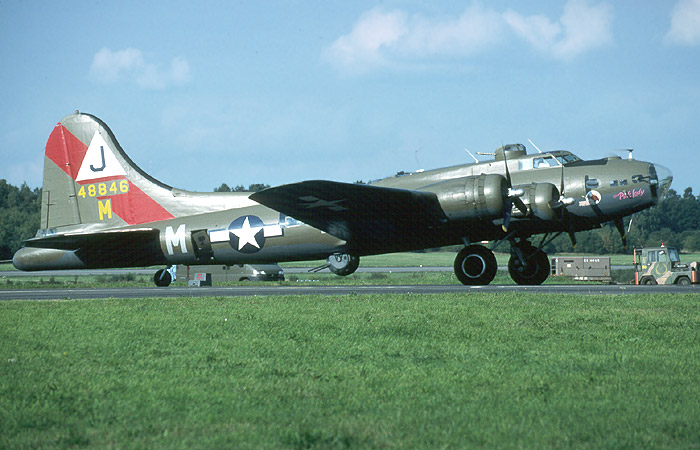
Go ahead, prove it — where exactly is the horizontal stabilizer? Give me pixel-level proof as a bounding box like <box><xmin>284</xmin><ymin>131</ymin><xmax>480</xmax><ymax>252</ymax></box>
<box><xmin>24</xmin><ymin>228</ymin><xmax>160</xmax><ymax>250</ymax></box>
<box><xmin>15</xmin><ymin>228</ymin><xmax>165</xmax><ymax>270</ymax></box>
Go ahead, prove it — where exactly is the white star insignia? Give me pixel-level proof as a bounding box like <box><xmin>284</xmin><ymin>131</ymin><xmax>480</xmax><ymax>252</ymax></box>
<box><xmin>231</xmin><ymin>216</ymin><xmax>263</xmax><ymax>250</ymax></box>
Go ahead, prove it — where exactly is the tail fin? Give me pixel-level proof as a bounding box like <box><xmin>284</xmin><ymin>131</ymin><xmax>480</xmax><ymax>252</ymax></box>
<box><xmin>41</xmin><ymin>112</ymin><xmax>175</xmax><ymax>231</ymax></box>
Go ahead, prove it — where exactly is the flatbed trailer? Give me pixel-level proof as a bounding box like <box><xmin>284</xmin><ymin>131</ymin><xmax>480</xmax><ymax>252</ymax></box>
<box><xmin>550</xmin><ymin>256</ymin><xmax>611</xmax><ymax>282</ymax></box>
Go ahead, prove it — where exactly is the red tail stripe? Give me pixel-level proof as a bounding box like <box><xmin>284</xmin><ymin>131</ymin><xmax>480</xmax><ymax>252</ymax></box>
<box><xmin>45</xmin><ymin>124</ymin><xmax>88</xmax><ymax>179</ymax></box>
<box><xmin>99</xmin><ymin>181</ymin><xmax>174</xmax><ymax>225</ymax></box>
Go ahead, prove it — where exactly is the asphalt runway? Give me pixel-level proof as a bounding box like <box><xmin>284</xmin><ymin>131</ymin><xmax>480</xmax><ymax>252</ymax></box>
<box><xmin>0</xmin><ymin>265</ymin><xmax>636</xmax><ymax>278</ymax></box>
<box><xmin>1</xmin><ymin>283</ymin><xmax>697</xmax><ymax>301</ymax></box>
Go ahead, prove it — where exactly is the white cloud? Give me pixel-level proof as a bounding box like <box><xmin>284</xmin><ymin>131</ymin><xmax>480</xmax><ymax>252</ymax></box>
<box><xmin>502</xmin><ymin>12</ymin><xmax>561</xmax><ymax>53</ymax></box>
<box><xmin>504</xmin><ymin>0</ymin><xmax>613</xmax><ymax>61</ymax></box>
<box><xmin>323</xmin><ymin>5</ymin><xmax>503</xmax><ymax>73</ymax></box>
<box><xmin>400</xmin><ymin>5</ymin><xmax>504</xmax><ymax>57</ymax></box>
<box><xmin>323</xmin><ymin>9</ymin><xmax>408</xmax><ymax>72</ymax></box>
<box><xmin>325</xmin><ymin>1</ymin><xmax>612</xmax><ymax>73</ymax></box>
<box><xmin>666</xmin><ymin>0</ymin><xmax>700</xmax><ymax>45</ymax></box>
<box><xmin>89</xmin><ymin>48</ymin><xmax>191</xmax><ymax>89</ymax></box>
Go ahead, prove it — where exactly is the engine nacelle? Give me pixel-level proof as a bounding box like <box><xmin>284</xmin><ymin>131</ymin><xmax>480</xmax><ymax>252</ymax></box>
<box><xmin>517</xmin><ymin>182</ymin><xmax>560</xmax><ymax>221</ymax></box>
<box><xmin>424</xmin><ymin>174</ymin><xmax>507</xmax><ymax>220</ymax></box>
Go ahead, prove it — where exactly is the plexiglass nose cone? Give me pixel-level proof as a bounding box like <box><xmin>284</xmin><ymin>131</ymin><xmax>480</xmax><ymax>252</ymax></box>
<box><xmin>651</xmin><ymin>163</ymin><xmax>673</xmax><ymax>201</ymax></box>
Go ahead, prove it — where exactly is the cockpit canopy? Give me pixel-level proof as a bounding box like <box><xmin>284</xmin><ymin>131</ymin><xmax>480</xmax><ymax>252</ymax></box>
<box><xmin>378</xmin><ymin>144</ymin><xmax>584</xmax><ymax>183</ymax></box>
<box><xmin>518</xmin><ymin>151</ymin><xmax>581</xmax><ymax>171</ymax></box>
<box><xmin>493</xmin><ymin>144</ymin><xmax>582</xmax><ymax>170</ymax></box>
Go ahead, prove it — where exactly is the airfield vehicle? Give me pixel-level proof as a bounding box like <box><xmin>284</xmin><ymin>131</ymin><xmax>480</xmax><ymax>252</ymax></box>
<box><xmin>176</xmin><ymin>263</ymin><xmax>284</xmax><ymax>284</ymax></box>
<box><xmin>633</xmin><ymin>245</ymin><xmax>699</xmax><ymax>285</ymax></box>
<box><xmin>550</xmin><ymin>256</ymin><xmax>611</xmax><ymax>282</ymax></box>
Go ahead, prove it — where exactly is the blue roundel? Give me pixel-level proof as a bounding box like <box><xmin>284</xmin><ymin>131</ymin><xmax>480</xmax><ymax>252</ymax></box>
<box><xmin>228</xmin><ymin>215</ymin><xmax>265</xmax><ymax>253</ymax></box>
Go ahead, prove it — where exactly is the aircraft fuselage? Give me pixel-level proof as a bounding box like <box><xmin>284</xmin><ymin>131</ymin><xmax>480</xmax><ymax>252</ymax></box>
<box><xmin>13</xmin><ymin>114</ymin><xmax>672</xmax><ymax>287</ymax></box>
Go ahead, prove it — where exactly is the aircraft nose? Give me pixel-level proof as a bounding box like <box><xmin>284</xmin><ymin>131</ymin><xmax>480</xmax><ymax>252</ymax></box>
<box><xmin>651</xmin><ymin>163</ymin><xmax>673</xmax><ymax>201</ymax></box>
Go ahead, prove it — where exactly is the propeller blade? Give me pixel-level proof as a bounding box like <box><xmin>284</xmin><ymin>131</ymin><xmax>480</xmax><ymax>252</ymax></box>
<box><xmin>502</xmin><ymin>200</ymin><xmax>513</xmax><ymax>232</ymax></box>
<box><xmin>501</xmin><ymin>148</ymin><xmax>517</xmax><ymax>230</ymax></box>
<box><xmin>613</xmin><ymin>217</ymin><xmax>627</xmax><ymax>249</ymax></box>
<box><xmin>503</xmin><ymin>148</ymin><xmax>513</xmax><ymax>187</ymax></box>
<box><xmin>560</xmin><ymin>164</ymin><xmax>565</xmax><ymax>194</ymax></box>
<box><xmin>513</xmin><ymin>197</ymin><xmax>528</xmax><ymax>215</ymax></box>
<box><xmin>557</xmin><ymin>168</ymin><xmax>578</xmax><ymax>247</ymax></box>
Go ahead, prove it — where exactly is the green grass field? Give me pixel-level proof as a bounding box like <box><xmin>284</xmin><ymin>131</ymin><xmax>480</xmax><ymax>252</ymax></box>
<box><xmin>2</xmin><ymin>293</ymin><xmax>700</xmax><ymax>449</ymax></box>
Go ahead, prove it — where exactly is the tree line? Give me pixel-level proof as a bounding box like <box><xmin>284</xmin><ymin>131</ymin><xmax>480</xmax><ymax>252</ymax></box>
<box><xmin>1</xmin><ymin>180</ymin><xmax>699</xmax><ymax>260</ymax></box>
<box><xmin>0</xmin><ymin>180</ymin><xmax>41</xmax><ymax>259</ymax></box>
<box><xmin>213</xmin><ymin>183</ymin><xmax>270</xmax><ymax>193</ymax></box>
<box><xmin>544</xmin><ymin>187</ymin><xmax>700</xmax><ymax>254</ymax></box>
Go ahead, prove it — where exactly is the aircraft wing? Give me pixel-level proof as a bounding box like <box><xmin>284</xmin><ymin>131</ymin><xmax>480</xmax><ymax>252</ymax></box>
<box><xmin>250</xmin><ymin>181</ymin><xmax>449</xmax><ymax>253</ymax></box>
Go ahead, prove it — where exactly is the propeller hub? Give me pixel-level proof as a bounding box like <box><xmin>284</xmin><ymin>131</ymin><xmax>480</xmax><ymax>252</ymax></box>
<box><xmin>560</xmin><ymin>197</ymin><xmax>575</xmax><ymax>206</ymax></box>
<box><xmin>508</xmin><ymin>188</ymin><xmax>525</xmax><ymax>198</ymax></box>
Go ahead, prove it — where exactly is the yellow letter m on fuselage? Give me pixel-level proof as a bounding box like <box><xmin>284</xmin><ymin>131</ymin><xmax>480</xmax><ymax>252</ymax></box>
<box><xmin>98</xmin><ymin>199</ymin><xmax>112</xmax><ymax>220</ymax></box>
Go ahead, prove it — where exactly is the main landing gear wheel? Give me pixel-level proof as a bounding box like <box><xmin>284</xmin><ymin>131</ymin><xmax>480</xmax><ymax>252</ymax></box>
<box><xmin>154</xmin><ymin>268</ymin><xmax>172</xmax><ymax>287</ymax></box>
<box><xmin>327</xmin><ymin>253</ymin><xmax>360</xmax><ymax>276</ymax></box>
<box><xmin>508</xmin><ymin>246</ymin><xmax>550</xmax><ymax>285</ymax></box>
<box><xmin>454</xmin><ymin>245</ymin><xmax>498</xmax><ymax>285</ymax></box>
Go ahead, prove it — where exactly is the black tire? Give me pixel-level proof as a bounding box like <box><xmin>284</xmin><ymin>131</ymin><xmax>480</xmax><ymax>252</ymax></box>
<box><xmin>508</xmin><ymin>249</ymin><xmax>550</xmax><ymax>285</ymax></box>
<box><xmin>641</xmin><ymin>277</ymin><xmax>657</xmax><ymax>285</ymax></box>
<box><xmin>677</xmin><ymin>277</ymin><xmax>691</xmax><ymax>286</ymax></box>
<box><xmin>153</xmin><ymin>269</ymin><xmax>172</xmax><ymax>287</ymax></box>
<box><xmin>328</xmin><ymin>254</ymin><xmax>360</xmax><ymax>276</ymax></box>
<box><xmin>454</xmin><ymin>245</ymin><xmax>497</xmax><ymax>285</ymax></box>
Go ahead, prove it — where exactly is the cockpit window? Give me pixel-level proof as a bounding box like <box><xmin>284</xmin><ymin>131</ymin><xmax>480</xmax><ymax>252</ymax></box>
<box><xmin>531</xmin><ymin>153</ymin><xmax>581</xmax><ymax>169</ymax></box>
<box><xmin>518</xmin><ymin>152</ymin><xmax>582</xmax><ymax>171</ymax></box>
<box><xmin>556</xmin><ymin>154</ymin><xmax>581</xmax><ymax>165</ymax></box>
<box><xmin>533</xmin><ymin>156</ymin><xmax>560</xmax><ymax>168</ymax></box>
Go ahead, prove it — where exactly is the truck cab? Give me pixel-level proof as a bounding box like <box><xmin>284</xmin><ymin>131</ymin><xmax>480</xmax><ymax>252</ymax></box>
<box><xmin>634</xmin><ymin>245</ymin><xmax>698</xmax><ymax>285</ymax></box>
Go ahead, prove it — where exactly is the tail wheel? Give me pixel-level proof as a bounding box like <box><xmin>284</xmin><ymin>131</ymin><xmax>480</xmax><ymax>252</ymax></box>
<box><xmin>454</xmin><ymin>245</ymin><xmax>497</xmax><ymax>285</ymax></box>
<box><xmin>154</xmin><ymin>268</ymin><xmax>172</xmax><ymax>287</ymax></box>
<box><xmin>508</xmin><ymin>248</ymin><xmax>550</xmax><ymax>285</ymax></box>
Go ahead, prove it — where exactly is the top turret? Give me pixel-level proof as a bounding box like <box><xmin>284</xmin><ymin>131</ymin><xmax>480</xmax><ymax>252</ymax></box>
<box><xmin>494</xmin><ymin>144</ymin><xmax>527</xmax><ymax>161</ymax></box>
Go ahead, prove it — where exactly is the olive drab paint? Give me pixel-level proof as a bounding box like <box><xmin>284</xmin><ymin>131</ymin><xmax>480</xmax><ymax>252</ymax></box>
<box><xmin>13</xmin><ymin>112</ymin><xmax>673</xmax><ymax>287</ymax></box>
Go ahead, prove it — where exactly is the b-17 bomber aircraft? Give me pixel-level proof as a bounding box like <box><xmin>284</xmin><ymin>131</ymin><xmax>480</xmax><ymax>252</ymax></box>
<box><xmin>13</xmin><ymin>112</ymin><xmax>673</xmax><ymax>286</ymax></box>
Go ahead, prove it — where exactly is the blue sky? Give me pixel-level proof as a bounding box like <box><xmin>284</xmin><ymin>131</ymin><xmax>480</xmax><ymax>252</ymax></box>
<box><xmin>1</xmin><ymin>0</ymin><xmax>699</xmax><ymax>194</ymax></box>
